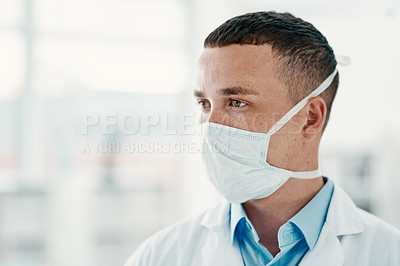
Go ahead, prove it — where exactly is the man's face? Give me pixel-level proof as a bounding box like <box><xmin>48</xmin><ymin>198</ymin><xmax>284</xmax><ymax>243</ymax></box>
<box><xmin>194</xmin><ymin>44</ymin><xmax>306</xmax><ymax>169</ymax></box>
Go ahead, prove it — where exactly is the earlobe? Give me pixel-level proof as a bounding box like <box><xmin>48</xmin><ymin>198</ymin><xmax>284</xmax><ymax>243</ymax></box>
<box><xmin>303</xmin><ymin>97</ymin><xmax>326</xmax><ymax>139</ymax></box>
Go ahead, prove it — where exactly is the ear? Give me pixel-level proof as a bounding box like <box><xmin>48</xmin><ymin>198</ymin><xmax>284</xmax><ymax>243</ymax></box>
<box><xmin>302</xmin><ymin>96</ymin><xmax>327</xmax><ymax>140</ymax></box>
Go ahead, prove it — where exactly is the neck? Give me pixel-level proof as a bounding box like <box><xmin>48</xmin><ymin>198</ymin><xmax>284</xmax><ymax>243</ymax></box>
<box><xmin>242</xmin><ymin>177</ymin><xmax>324</xmax><ymax>256</ymax></box>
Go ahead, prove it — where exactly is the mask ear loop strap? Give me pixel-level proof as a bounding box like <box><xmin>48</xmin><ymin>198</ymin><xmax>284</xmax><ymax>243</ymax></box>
<box><xmin>291</xmin><ymin>169</ymin><xmax>322</xmax><ymax>179</ymax></box>
<box><xmin>266</xmin><ymin>69</ymin><xmax>338</xmax><ymax>136</ymax></box>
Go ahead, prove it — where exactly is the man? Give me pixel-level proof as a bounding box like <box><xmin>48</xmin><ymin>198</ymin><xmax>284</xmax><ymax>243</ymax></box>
<box><xmin>125</xmin><ymin>11</ymin><xmax>400</xmax><ymax>266</ymax></box>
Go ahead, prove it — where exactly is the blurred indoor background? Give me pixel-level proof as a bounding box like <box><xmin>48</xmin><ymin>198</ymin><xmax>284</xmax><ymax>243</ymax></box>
<box><xmin>0</xmin><ymin>0</ymin><xmax>400</xmax><ymax>265</ymax></box>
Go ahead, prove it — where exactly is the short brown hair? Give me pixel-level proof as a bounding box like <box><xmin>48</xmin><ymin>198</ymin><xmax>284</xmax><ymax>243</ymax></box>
<box><xmin>204</xmin><ymin>11</ymin><xmax>339</xmax><ymax>132</ymax></box>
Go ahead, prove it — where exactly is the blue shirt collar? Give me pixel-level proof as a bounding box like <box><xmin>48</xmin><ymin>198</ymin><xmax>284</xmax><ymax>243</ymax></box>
<box><xmin>229</xmin><ymin>177</ymin><xmax>334</xmax><ymax>249</ymax></box>
<box><xmin>230</xmin><ymin>201</ymin><xmax>250</xmax><ymax>244</ymax></box>
<box><xmin>289</xmin><ymin>177</ymin><xmax>333</xmax><ymax>249</ymax></box>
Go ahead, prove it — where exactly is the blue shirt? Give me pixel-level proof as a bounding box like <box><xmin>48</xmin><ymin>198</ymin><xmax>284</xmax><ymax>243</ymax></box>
<box><xmin>230</xmin><ymin>177</ymin><xmax>334</xmax><ymax>266</ymax></box>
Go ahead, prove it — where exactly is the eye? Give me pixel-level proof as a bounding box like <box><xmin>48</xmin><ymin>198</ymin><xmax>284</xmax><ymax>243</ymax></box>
<box><xmin>197</xmin><ymin>100</ymin><xmax>210</xmax><ymax>109</ymax></box>
<box><xmin>230</xmin><ymin>99</ymin><xmax>247</xmax><ymax>108</ymax></box>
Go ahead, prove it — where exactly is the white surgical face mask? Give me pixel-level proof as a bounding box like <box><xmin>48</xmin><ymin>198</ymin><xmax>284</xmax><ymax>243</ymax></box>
<box><xmin>201</xmin><ymin>69</ymin><xmax>338</xmax><ymax>204</ymax></box>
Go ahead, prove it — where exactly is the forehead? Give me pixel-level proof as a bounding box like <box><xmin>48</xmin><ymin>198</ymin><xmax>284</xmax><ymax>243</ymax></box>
<box><xmin>196</xmin><ymin>44</ymin><xmax>285</xmax><ymax>97</ymax></box>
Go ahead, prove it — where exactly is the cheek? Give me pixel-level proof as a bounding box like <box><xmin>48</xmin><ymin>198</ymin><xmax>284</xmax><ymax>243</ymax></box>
<box><xmin>252</xmin><ymin>113</ymin><xmax>273</xmax><ymax>133</ymax></box>
<box><xmin>228</xmin><ymin>112</ymin><xmax>277</xmax><ymax>133</ymax></box>
<box><xmin>266</xmin><ymin>117</ymin><xmax>305</xmax><ymax>167</ymax></box>
<box><xmin>222</xmin><ymin>111</ymin><xmax>249</xmax><ymax>130</ymax></box>
<box><xmin>267</xmin><ymin>133</ymin><xmax>290</xmax><ymax>163</ymax></box>
<box><xmin>216</xmin><ymin>110</ymin><xmax>260</xmax><ymax>131</ymax></box>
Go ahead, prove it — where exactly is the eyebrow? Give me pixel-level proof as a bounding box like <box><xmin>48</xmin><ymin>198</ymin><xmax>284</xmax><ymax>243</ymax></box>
<box><xmin>194</xmin><ymin>86</ymin><xmax>259</xmax><ymax>97</ymax></box>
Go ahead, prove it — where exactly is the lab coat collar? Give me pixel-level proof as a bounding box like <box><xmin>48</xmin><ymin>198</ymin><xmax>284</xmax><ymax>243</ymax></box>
<box><xmin>200</xmin><ymin>201</ymin><xmax>244</xmax><ymax>266</ymax></box>
<box><xmin>201</xmin><ymin>200</ymin><xmax>230</xmax><ymax>231</ymax></box>
<box><xmin>325</xmin><ymin>184</ymin><xmax>364</xmax><ymax>236</ymax></box>
<box><xmin>299</xmin><ymin>183</ymin><xmax>364</xmax><ymax>265</ymax></box>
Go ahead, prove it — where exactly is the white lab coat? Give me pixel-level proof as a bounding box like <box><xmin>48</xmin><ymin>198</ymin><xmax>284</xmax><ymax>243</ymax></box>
<box><xmin>124</xmin><ymin>185</ymin><xmax>400</xmax><ymax>266</ymax></box>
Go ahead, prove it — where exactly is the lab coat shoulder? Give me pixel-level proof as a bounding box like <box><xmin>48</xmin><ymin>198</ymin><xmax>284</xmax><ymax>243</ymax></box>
<box><xmin>340</xmin><ymin>207</ymin><xmax>400</xmax><ymax>265</ymax></box>
<box><xmin>124</xmin><ymin>203</ymin><xmax>224</xmax><ymax>266</ymax></box>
